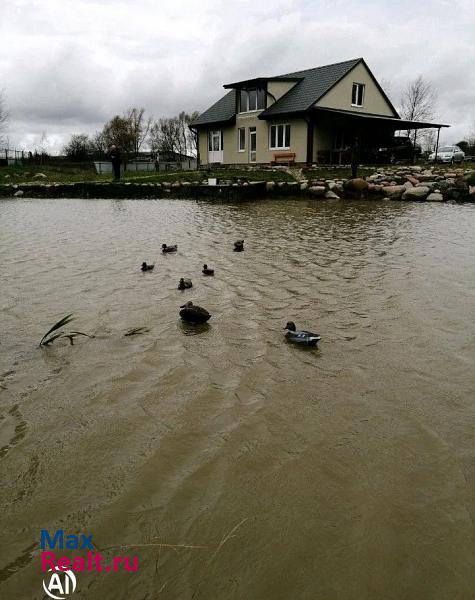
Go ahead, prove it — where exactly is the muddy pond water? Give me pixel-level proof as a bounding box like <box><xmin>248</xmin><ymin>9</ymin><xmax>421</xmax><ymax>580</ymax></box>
<box><xmin>0</xmin><ymin>197</ymin><xmax>474</xmax><ymax>599</ymax></box>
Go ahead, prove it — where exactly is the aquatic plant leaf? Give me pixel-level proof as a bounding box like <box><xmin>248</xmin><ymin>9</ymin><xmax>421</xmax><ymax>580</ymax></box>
<box><xmin>124</xmin><ymin>327</ymin><xmax>150</xmax><ymax>336</ymax></box>
<box><xmin>41</xmin><ymin>332</ymin><xmax>64</xmax><ymax>346</ymax></box>
<box><xmin>69</xmin><ymin>331</ymin><xmax>94</xmax><ymax>338</ymax></box>
<box><xmin>39</xmin><ymin>314</ymin><xmax>74</xmax><ymax>346</ymax></box>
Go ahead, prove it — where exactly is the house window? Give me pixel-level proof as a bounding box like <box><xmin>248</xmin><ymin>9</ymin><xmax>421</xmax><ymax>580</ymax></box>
<box><xmin>269</xmin><ymin>124</ymin><xmax>291</xmax><ymax>150</ymax></box>
<box><xmin>208</xmin><ymin>130</ymin><xmax>222</xmax><ymax>152</ymax></box>
<box><xmin>351</xmin><ymin>83</ymin><xmax>365</xmax><ymax>107</ymax></box>
<box><xmin>239</xmin><ymin>88</ymin><xmax>266</xmax><ymax>112</ymax></box>
<box><xmin>238</xmin><ymin>128</ymin><xmax>246</xmax><ymax>152</ymax></box>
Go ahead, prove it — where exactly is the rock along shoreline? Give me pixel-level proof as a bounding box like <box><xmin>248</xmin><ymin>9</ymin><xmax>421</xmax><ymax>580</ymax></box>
<box><xmin>1</xmin><ymin>165</ymin><xmax>474</xmax><ymax>203</ymax></box>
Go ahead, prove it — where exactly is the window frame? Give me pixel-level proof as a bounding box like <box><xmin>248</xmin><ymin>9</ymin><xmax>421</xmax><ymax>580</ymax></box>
<box><xmin>269</xmin><ymin>123</ymin><xmax>291</xmax><ymax>150</ymax></box>
<box><xmin>208</xmin><ymin>129</ymin><xmax>222</xmax><ymax>152</ymax></box>
<box><xmin>351</xmin><ymin>82</ymin><xmax>365</xmax><ymax>107</ymax></box>
<box><xmin>239</xmin><ymin>88</ymin><xmax>266</xmax><ymax>113</ymax></box>
<box><xmin>238</xmin><ymin>127</ymin><xmax>246</xmax><ymax>152</ymax></box>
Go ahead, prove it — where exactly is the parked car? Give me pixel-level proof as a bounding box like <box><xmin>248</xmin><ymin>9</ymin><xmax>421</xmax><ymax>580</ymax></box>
<box><xmin>428</xmin><ymin>145</ymin><xmax>465</xmax><ymax>163</ymax></box>
<box><xmin>361</xmin><ymin>136</ymin><xmax>421</xmax><ymax>164</ymax></box>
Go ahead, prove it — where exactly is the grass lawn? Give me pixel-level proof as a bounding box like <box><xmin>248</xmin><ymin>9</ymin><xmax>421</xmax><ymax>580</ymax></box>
<box><xmin>0</xmin><ymin>164</ymin><xmax>295</xmax><ymax>185</ymax></box>
<box><xmin>1</xmin><ymin>161</ymin><xmax>473</xmax><ymax>187</ymax></box>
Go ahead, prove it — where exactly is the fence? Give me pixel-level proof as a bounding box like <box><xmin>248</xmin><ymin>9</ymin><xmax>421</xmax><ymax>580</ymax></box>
<box><xmin>0</xmin><ymin>148</ymin><xmax>25</xmax><ymax>166</ymax></box>
<box><xmin>94</xmin><ymin>159</ymin><xmax>197</xmax><ymax>175</ymax></box>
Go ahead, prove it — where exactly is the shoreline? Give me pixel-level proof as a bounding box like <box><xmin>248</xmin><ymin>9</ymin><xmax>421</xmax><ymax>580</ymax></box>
<box><xmin>1</xmin><ymin>165</ymin><xmax>474</xmax><ymax>202</ymax></box>
<box><xmin>1</xmin><ymin>180</ymin><xmax>474</xmax><ymax>203</ymax></box>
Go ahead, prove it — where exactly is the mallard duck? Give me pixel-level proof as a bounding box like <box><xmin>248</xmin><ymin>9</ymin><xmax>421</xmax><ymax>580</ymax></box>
<box><xmin>179</xmin><ymin>301</ymin><xmax>211</xmax><ymax>323</ymax></box>
<box><xmin>202</xmin><ymin>264</ymin><xmax>214</xmax><ymax>275</ymax></box>
<box><xmin>233</xmin><ymin>240</ymin><xmax>244</xmax><ymax>252</ymax></box>
<box><xmin>178</xmin><ymin>277</ymin><xmax>193</xmax><ymax>290</ymax></box>
<box><xmin>284</xmin><ymin>321</ymin><xmax>321</xmax><ymax>346</ymax></box>
<box><xmin>141</xmin><ymin>262</ymin><xmax>154</xmax><ymax>271</ymax></box>
<box><xmin>162</xmin><ymin>244</ymin><xmax>177</xmax><ymax>253</ymax></box>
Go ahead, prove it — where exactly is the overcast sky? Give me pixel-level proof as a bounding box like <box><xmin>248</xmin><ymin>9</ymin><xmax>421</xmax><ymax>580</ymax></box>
<box><xmin>1</xmin><ymin>0</ymin><xmax>473</xmax><ymax>153</ymax></box>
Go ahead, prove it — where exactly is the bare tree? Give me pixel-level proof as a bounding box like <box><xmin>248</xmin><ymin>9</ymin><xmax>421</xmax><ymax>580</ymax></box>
<box><xmin>125</xmin><ymin>107</ymin><xmax>152</xmax><ymax>156</ymax></box>
<box><xmin>102</xmin><ymin>115</ymin><xmax>135</xmax><ymax>155</ymax></box>
<box><xmin>0</xmin><ymin>90</ymin><xmax>8</xmax><ymax>147</ymax></box>
<box><xmin>148</xmin><ymin>111</ymin><xmax>199</xmax><ymax>158</ymax></box>
<box><xmin>89</xmin><ymin>131</ymin><xmax>108</xmax><ymax>157</ymax></box>
<box><xmin>466</xmin><ymin>122</ymin><xmax>475</xmax><ymax>150</ymax></box>
<box><xmin>63</xmin><ymin>133</ymin><xmax>92</xmax><ymax>161</ymax></box>
<box><xmin>34</xmin><ymin>131</ymin><xmax>50</xmax><ymax>163</ymax></box>
<box><xmin>148</xmin><ymin>117</ymin><xmax>181</xmax><ymax>155</ymax></box>
<box><xmin>400</xmin><ymin>75</ymin><xmax>437</xmax><ymax>149</ymax></box>
<box><xmin>422</xmin><ymin>129</ymin><xmax>437</xmax><ymax>153</ymax></box>
<box><xmin>183</xmin><ymin>111</ymin><xmax>200</xmax><ymax>156</ymax></box>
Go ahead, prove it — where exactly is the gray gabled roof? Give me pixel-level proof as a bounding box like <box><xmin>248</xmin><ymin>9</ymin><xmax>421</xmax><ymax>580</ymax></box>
<box><xmin>190</xmin><ymin>58</ymin><xmax>399</xmax><ymax>127</ymax></box>
<box><xmin>189</xmin><ymin>90</ymin><xmax>236</xmax><ymax>127</ymax></box>
<box><xmin>259</xmin><ymin>58</ymin><xmax>362</xmax><ymax>118</ymax></box>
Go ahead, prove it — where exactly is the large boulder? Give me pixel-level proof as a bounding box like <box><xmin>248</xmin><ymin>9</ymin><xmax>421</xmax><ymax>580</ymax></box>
<box><xmin>426</xmin><ymin>192</ymin><xmax>444</xmax><ymax>202</ymax></box>
<box><xmin>381</xmin><ymin>185</ymin><xmax>406</xmax><ymax>199</ymax></box>
<box><xmin>345</xmin><ymin>178</ymin><xmax>369</xmax><ymax>192</ymax></box>
<box><xmin>401</xmin><ymin>186</ymin><xmax>430</xmax><ymax>201</ymax></box>
<box><xmin>416</xmin><ymin>181</ymin><xmax>437</xmax><ymax>190</ymax></box>
<box><xmin>308</xmin><ymin>186</ymin><xmax>326</xmax><ymax>197</ymax></box>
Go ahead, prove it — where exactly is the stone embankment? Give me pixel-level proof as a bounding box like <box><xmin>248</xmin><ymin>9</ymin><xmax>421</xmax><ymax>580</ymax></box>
<box><xmin>283</xmin><ymin>166</ymin><xmax>474</xmax><ymax>202</ymax></box>
<box><xmin>1</xmin><ymin>166</ymin><xmax>474</xmax><ymax>202</ymax></box>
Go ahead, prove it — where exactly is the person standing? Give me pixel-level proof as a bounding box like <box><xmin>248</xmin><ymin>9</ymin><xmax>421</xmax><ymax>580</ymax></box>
<box><xmin>109</xmin><ymin>144</ymin><xmax>122</xmax><ymax>181</ymax></box>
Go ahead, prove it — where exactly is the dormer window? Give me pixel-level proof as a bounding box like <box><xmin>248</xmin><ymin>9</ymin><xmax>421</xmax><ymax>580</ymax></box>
<box><xmin>239</xmin><ymin>88</ymin><xmax>266</xmax><ymax>112</ymax></box>
<box><xmin>351</xmin><ymin>83</ymin><xmax>365</xmax><ymax>107</ymax></box>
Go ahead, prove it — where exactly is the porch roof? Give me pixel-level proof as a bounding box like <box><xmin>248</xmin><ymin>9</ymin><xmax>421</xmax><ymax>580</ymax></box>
<box><xmin>312</xmin><ymin>107</ymin><xmax>450</xmax><ymax>129</ymax></box>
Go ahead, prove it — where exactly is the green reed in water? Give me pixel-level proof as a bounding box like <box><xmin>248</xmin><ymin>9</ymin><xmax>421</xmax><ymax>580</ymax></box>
<box><xmin>124</xmin><ymin>327</ymin><xmax>150</xmax><ymax>337</ymax></box>
<box><xmin>39</xmin><ymin>314</ymin><xmax>93</xmax><ymax>347</ymax></box>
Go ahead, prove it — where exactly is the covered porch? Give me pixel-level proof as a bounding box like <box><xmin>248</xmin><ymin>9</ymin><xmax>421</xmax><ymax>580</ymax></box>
<box><xmin>308</xmin><ymin>107</ymin><xmax>449</xmax><ymax>164</ymax></box>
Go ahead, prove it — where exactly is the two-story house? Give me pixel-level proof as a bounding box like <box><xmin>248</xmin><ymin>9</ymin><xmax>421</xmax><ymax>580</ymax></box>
<box><xmin>190</xmin><ymin>58</ymin><xmax>446</xmax><ymax>166</ymax></box>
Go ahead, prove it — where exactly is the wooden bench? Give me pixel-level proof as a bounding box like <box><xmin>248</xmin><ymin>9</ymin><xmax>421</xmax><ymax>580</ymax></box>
<box><xmin>271</xmin><ymin>152</ymin><xmax>296</xmax><ymax>166</ymax></box>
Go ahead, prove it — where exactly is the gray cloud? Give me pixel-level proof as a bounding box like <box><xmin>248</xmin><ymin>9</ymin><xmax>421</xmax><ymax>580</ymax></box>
<box><xmin>1</xmin><ymin>0</ymin><xmax>473</xmax><ymax>153</ymax></box>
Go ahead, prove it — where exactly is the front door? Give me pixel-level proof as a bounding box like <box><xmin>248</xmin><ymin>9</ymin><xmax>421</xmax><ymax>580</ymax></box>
<box><xmin>208</xmin><ymin>130</ymin><xmax>223</xmax><ymax>163</ymax></box>
<box><xmin>249</xmin><ymin>127</ymin><xmax>257</xmax><ymax>163</ymax></box>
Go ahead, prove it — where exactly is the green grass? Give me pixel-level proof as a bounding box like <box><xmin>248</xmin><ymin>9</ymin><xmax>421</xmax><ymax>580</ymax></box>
<box><xmin>1</xmin><ymin>161</ymin><xmax>473</xmax><ymax>188</ymax></box>
<box><xmin>0</xmin><ymin>163</ymin><xmax>295</xmax><ymax>185</ymax></box>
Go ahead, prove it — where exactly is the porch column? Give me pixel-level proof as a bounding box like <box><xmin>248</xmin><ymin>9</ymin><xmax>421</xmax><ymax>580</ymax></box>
<box><xmin>306</xmin><ymin>119</ymin><xmax>314</xmax><ymax>165</ymax></box>
<box><xmin>434</xmin><ymin>127</ymin><xmax>441</xmax><ymax>163</ymax></box>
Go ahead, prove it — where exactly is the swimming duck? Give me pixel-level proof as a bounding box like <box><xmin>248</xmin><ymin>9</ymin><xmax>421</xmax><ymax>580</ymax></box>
<box><xmin>179</xmin><ymin>301</ymin><xmax>211</xmax><ymax>324</ymax></box>
<box><xmin>178</xmin><ymin>277</ymin><xmax>193</xmax><ymax>290</ymax></box>
<box><xmin>233</xmin><ymin>240</ymin><xmax>244</xmax><ymax>252</ymax></box>
<box><xmin>141</xmin><ymin>262</ymin><xmax>154</xmax><ymax>271</ymax></box>
<box><xmin>284</xmin><ymin>321</ymin><xmax>321</xmax><ymax>346</ymax></box>
<box><xmin>202</xmin><ymin>264</ymin><xmax>215</xmax><ymax>275</ymax></box>
<box><xmin>162</xmin><ymin>243</ymin><xmax>178</xmax><ymax>253</ymax></box>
